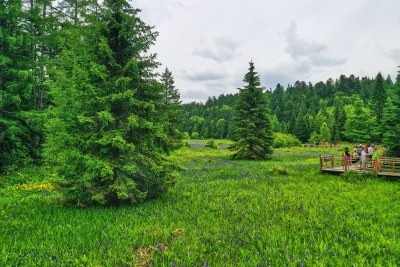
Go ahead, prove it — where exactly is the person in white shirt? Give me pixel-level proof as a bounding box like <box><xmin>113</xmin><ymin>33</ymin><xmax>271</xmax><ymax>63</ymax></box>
<box><xmin>361</xmin><ymin>147</ymin><xmax>368</xmax><ymax>171</ymax></box>
<box><xmin>367</xmin><ymin>145</ymin><xmax>374</xmax><ymax>167</ymax></box>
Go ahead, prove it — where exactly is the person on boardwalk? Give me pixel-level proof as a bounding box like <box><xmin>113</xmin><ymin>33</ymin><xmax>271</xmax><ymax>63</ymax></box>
<box><xmin>371</xmin><ymin>146</ymin><xmax>381</xmax><ymax>172</ymax></box>
<box><xmin>345</xmin><ymin>147</ymin><xmax>351</xmax><ymax>166</ymax></box>
<box><xmin>361</xmin><ymin>147</ymin><xmax>369</xmax><ymax>171</ymax></box>
<box><xmin>356</xmin><ymin>144</ymin><xmax>363</xmax><ymax>156</ymax></box>
<box><xmin>368</xmin><ymin>144</ymin><xmax>374</xmax><ymax>167</ymax></box>
<box><xmin>352</xmin><ymin>150</ymin><xmax>359</xmax><ymax>163</ymax></box>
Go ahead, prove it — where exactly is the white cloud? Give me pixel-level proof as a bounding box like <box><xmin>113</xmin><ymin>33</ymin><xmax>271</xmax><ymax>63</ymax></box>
<box><xmin>193</xmin><ymin>37</ymin><xmax>241</xmax><ymax>62</ymax></box>
<box><xmin>133</xmin><ymin>0</ymin><xmax>400</xmax><ymax>103</ymax></box>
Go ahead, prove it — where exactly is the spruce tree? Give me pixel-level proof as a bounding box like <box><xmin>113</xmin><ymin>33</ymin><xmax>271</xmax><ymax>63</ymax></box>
<box><xmin>320</xmin><ymin>122</ymin><xmax>331</xmax><ymax>143</ymax></box>
<box><xmin>344</xmin><ymin>97</ymin><xmax>376</xmax><ymax>143</ymax></box>
<box><xmin>0</xmin><ymin>0</ymin><xmax>41</xmax><ymax>169</ymax></box>
<box><xmin>369</xmin><ymin>72</ymin><xmax>386</xmax><ymax>141</ymax></box>
<box><xmin>294</xmin><ymin>109</ymin><xmax>310</xmax><ymax>143</ymax></box>
<box><xmin>231</xmin><ymin>61</ymin><xmax>273</xmax><ymax>160</ymax></box>
<box><xmin>382</xmin><ymin>74</ymin><xmax>400</xmax><ymax>156</ymax></box>
<box><xmin>332</xmin><ymin>104</ymin><xmax>346</xmax><ymax>142</ymax></box>
<box><xmin>44</xmin><ymin>0</ymin><xmax>175</xmax><ymax>205</ymax></box>
<box><xmin>370</xmin><ymin>73</ymin><xmax>386</xmax><ymax>120</ymax></box>
<box><xmin>160</xmin><ymin>67</ymin><xmax>182</xmax><ymax>149</ymax></box>
<box><xmin>216</xmin><ymin>119</ymin><xmax>226</xmax><ymax>139</ymax></box>
<box><xmin>161</xmin><ymin>67</ymin><xmax>180</xmax><ymax>105</ymax></box>
<box><xmin>287</xmin><ymin>110</ymin><xmax>297</xmax><ymax>134</ymax></box>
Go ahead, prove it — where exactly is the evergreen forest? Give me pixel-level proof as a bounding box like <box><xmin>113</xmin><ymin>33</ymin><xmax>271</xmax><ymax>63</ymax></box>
<box><xmin>181</xmin><ymin>72</ymin><xmax>400</xmax><ymax>150</ymax></box>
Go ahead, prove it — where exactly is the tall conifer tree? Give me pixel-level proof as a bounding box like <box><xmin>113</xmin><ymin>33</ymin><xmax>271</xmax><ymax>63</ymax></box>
<box><xmin>231</xmin><ymin>61</ymin><xmax>273</xmax><ymax>160</ymax></box>
<box><xmin>370</xmin><ymin>73</ymin><xmax>386</xmax><ymax>123</ymax></box>
<box><xmin>45</xmin><ymin>0</ymin><xmax>175</xmax><ymax>205</ymax></box>
<box><xmin>161</xmin><ymin>67</ymin><xmax>180</xmax><ymax>105</ymax></box>
<box><xmin>344</xmin><ymin>97</ymin><xmax>376</xmax><ymax>143</ymax></box>
<box><xmin>160</xmin><ymin>67</ymin><xmax>182</xmax><ymax>149</ymax></box>
<box><xmin>369</xmin><ymin>72</ymin><xmax>386</xmax><ymax>141</ymax></box>
<box><xmin>294</xmin><ymin>108</ymin><xmax>309</xmax><ymax>142</ymax></box>
<box><xmin>382</xmin><ymin>73</ymin><xmax>400</xmax><ymax>156</ymax></box>
<box><xmin>0</xmin><ymin>0</ymin><xmax>41</xmax><ymax>169</ymax></box>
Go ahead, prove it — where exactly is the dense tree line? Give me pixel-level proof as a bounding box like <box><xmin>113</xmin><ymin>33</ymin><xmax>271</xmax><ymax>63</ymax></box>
<box><xmin>181</xmin><ymin>71</ymin><xmax>400</xmax><ymax>155</ymax></box>
<box><xmin>0</xmin><ymin>0</ymin><xmax>182</xmax><ymax>205</ymax></box>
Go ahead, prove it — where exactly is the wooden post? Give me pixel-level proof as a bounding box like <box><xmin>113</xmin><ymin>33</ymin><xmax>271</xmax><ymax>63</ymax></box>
<box><xmin>331</xmin><ymin>154</ymin><xmax>334</xmax><ymax>168</ymax></box>
<box><xmin>319</xmin><ymin>155</ymin><xmax>322</xmax><ymax>173</ymax></box>
<box><xmin>393</xmin><ymin>160</ymin><xmax>395</xmax><ymax>173</ymax></box>
<box><xmin>343</xmin><ymin>153</ymin><xmax>347</xmax><ymax>171</ymax></box>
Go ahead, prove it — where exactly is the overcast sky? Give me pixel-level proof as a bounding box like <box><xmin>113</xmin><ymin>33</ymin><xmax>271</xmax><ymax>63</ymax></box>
<box><xmin>134</xmin><ymin>0</ymin><xmax>400</xmax><ymax>103</ymax></box>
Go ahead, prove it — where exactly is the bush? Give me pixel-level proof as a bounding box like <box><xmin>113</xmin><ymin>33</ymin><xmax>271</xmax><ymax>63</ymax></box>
<box><xmin>341</xmin><ymin>170</ymin><xmax>376</xmax><ymax>183</ymax></box>
<box><xmin>270</xmin><ymin>165</ymin><xmax>289</xmax><ymax>175</ymax></box>
<box><xmin>185</xmin><ymin>141</ymin><xmax>191</xmax><ymax>147</ymax></box>
<box><xmin>205</xmin><ymin>139</ymin><xmax>217</xmax><ymax>148</ymax></box>
<box><xmin>191</xmin><ymin>132</ymin><xmax>200</xmax><ymax>139</ymax></box>
<box><xmin>182</xmin><ymin>132</ymin><xmax>190</xmax><ymax>140</ymax></box>
<box><xmin>272</xmin><ymin>133</ymin><xmax>301</xmax><ymax>148</ymax></box>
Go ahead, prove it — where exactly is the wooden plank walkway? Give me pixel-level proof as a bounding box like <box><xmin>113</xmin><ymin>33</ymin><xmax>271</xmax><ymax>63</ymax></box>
<box><xmin>319</xmin><ymin>154</ymin><xmax>400</xmax><ymax>177</ymax></box>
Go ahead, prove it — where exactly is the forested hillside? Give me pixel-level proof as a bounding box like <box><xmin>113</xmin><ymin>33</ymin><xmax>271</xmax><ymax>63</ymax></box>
<box><xmin>181</xmin><ymin>73</ymin><xmax>399</xmax><ymax>145</ymax></box>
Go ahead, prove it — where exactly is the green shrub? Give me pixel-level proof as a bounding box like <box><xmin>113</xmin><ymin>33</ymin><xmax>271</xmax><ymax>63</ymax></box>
<box><xmin>341</xmin><ymin>170</ymin><xmax>376</xmax><ymax>183</ymax></box>
<box><xmin>191</xmin><ymin>132</ymin><xmax>200</xmax><ymax>139</ymax></box>
<box><xmin>341</xmin><ymin>170</ymin><xmax>362</xmax><ymax>183</ymax></box>
<box><xmin>205</xmin><ymin>139</ymin><xmax>217</xmax><ymax>148</ymax></box>
<box><xmin>270</xmin><ymin>165</ymin><xmax>289</xmax><ymax>175</ymax></box>
<box><xmin>182</xmin><ymin>132</ymin><xmax>190</xmax><ymax>140</ymax></box>
<box><xmin>363</xmin><ymin>170</ymin><xmax>377</xmax><ymax>180</ymax></box>
<box><xmin>272</xmin><ymin>133</ymin><xmax>301</xmax><ymax>148</ymax></box>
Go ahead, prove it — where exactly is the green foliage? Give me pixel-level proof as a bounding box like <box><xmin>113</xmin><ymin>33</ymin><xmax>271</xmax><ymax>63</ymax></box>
<box><xmin>216</xmin><ymin>119</ymin><xmax>226</xmax><ymax>139</ymax></box>
<box><xmin>231</xmin><ymin>61</ymin><xmax>273</xmax><ymax>160</ymax></box>
<box><xmin>369</xmin><ymin>73</ymin><xmax>386</xmax><ymax>125</ymax></box>
<box><xmin>382</xmin><ymin>76</ymin><xmax>400</xmax><ymax>156</ymax></box>
<box><xmin>191</xmin><ymin>131</ymin><xmax>200</xmax><ymax>139</ymax></box>
<box><xmin>180</xmin><ymin>71</ymin><xmax>392</xmax><ymax>145</ymax></box>
<box><xmin>161</xmin><ymin>67</ymin><xmax>181</xmax><ymax>105</ymax></box>
<box><xmin>308</xmin><ymin>131</ymin><xmax>320</xmax><ymax>143</ymax></box>
<box><xmin>294</xmin><ymin>109</ymin><xmax>310</xmax><ymax>142</ymax></box>
<box><xmin>332</xmin><ymin>101</ymin><xmax>346</xmax><ymax>141</ymax></box>
<box><xmin>319</xmin><ymin>122</ymin><xmax>331</xmax><ymax>142</ymax></box>
<box><xmin>44</xmin><ymin>0</ymin><xmax>176</xmax><ymax>205</ymax></box>
<box><xmin>344</xmin><ymin>97</ymin><xmax>377</xmax><ymax>143</ymax></box>
<box><xmin>272</xmin><ymin>132</ymin><xmax>301</xmax><ymax>148</ymax></box>
<box><xmin>160</xmin><ymin>67</ymin><xmax>183</xmax><ymax>150</ymax></box>
<box><xmin>270</xmin><ymin>165</ymin><xmax>289</xmax><ymax>175</ymax></box>
<box><xmin>0</xmin><ymin>0</ymin><xmax>43</xmax><ymax>170</ymax></box>
<box><xmin>182</xmin><ymin>132</ymin><xmax>190</xmax><ymax>139</ymax></box>
<box><xmin>205</xmin><ymin>139</ymin><xmax>217</xmax><ymax>148</ymax></box>
<box><xmin>341</xmin><ymin>169</ymin><xmax>376</xmax><ymax>183</ymax></box>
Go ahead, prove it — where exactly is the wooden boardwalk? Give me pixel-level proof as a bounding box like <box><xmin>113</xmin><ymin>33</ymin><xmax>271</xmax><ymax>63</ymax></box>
<box><xmin>319</xmin><ymin>154</ymin><xmax>400</xmax><ymax>177</ymax></box>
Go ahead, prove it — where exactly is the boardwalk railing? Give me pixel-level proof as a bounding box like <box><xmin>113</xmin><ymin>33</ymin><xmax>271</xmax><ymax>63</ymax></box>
<box><xmin>319</xmin><ymin>154</ymin><xmax>344</xmax><ymax>171</ymax></box>
<box><xmin>319</xmin><ymin>154</ymin><xmax>400</xmax><ymax>177</ymax></box>
<box><xmin>378</xmin><ymin>157</ymin><xmax>400</xmax><ymax>174</ymax></box>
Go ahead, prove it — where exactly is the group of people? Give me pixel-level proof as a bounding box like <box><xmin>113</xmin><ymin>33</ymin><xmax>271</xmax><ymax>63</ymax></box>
<box><xmin>313</xmin><ymin>141</ymin><xmax>341</xmax><ymax>147</ymax></box>
<box><xmin>344</xmin><ymin>144</ymin><xmax>381</xmax><ymax>171</ymax></box>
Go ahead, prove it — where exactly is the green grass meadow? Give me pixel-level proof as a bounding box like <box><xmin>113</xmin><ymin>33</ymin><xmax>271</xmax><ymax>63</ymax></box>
<box><xmin>1</xmin><ymin>142</ymin><xmax>400</xmax><ymax>266</ymax></box>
